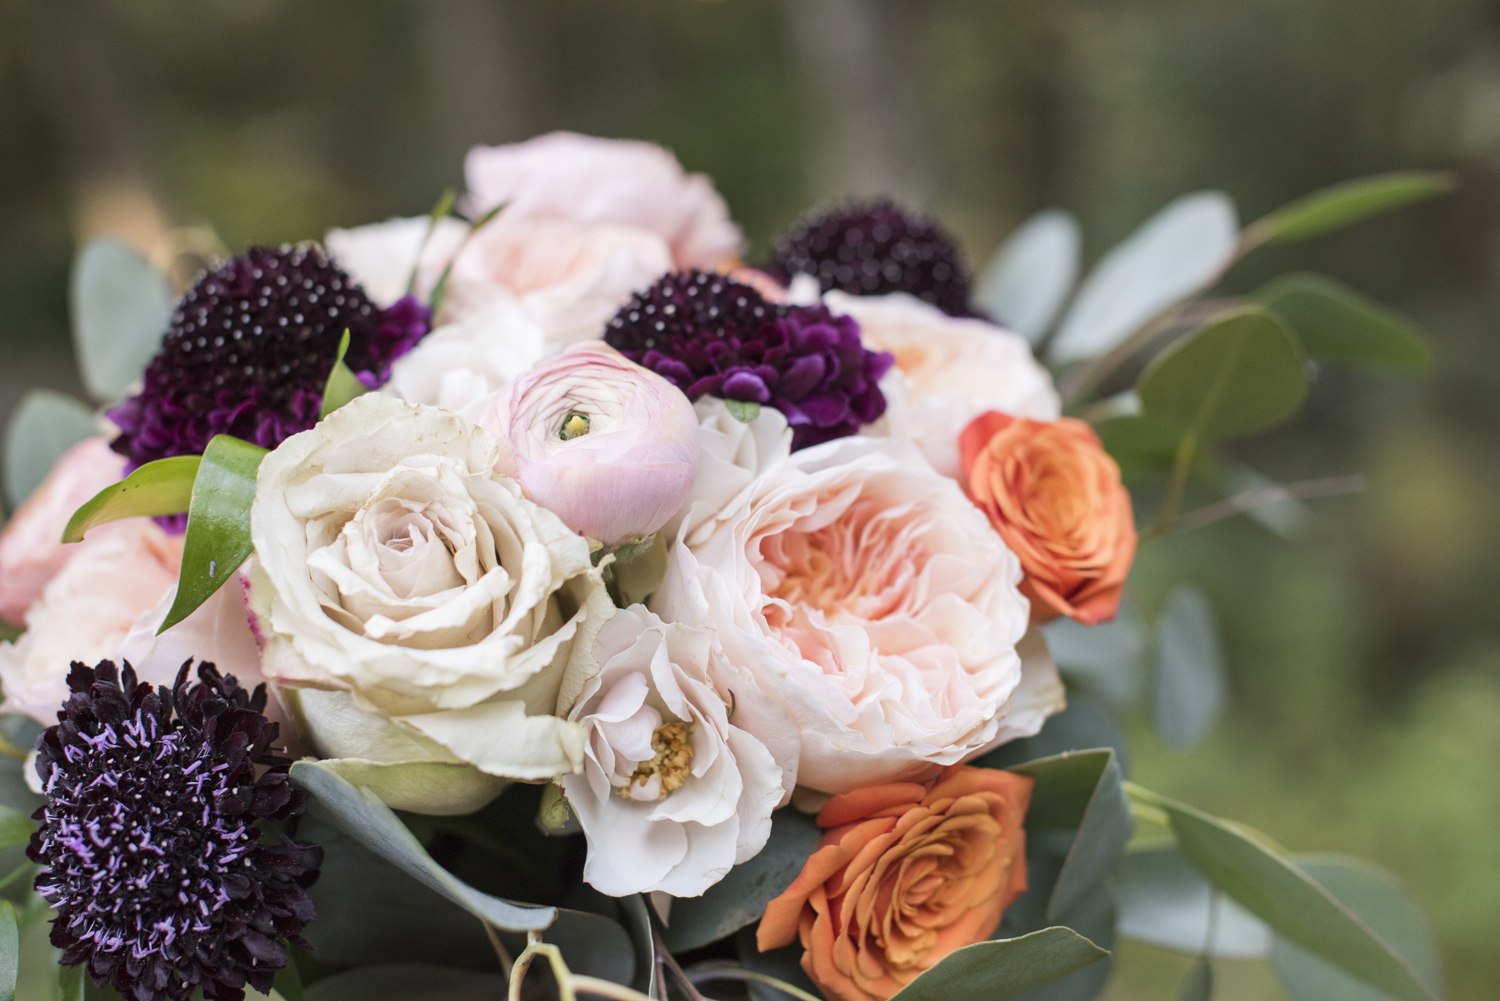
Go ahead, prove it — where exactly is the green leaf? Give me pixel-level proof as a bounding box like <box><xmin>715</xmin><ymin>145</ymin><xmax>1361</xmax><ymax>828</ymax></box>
<box><xmin>69</xmin><ymin>238</ymin><xmax>175</xmax><ymax>403</ymax></box>
<box><xmin>1043</xmin><ymin>602</ymin><xmax>1146</xmax><ymax>709</ymax></box>
<box><xmin>406</xmin><ymin>188</ymin><xmax>458</xmax><ymax>296</ymax></box>
<box><xmin>1050</xmin><ymin>192</ymin><xmax>1238</xmax><ymax>363</ymax></box>
<box><xmin>724</xmin><ymin>399</ymin><xmax>761</xmax><ymax>423</ymax></box>
<box><xmin>1095</xmin><ymin>414</ymin><xmax>1185</xmax><ymax>483</ymax></box>
<box><xmin>319</xmin><ymin>330</ymin><xmax>370</xmax><ymax>420</ymax></box>
<box><xmin>1147</xmin><ymin>791</ymin><xmax>1436</xmax><ymax>1001</ymax></box>
<box><xmin>158</xmin><ymin>435</ymin><xmax>267</xmax><ymax>634</ymax></box>
<box><xmin>61</xmin><ymin>455</ymin><xmax>200</xmax><ymax>543</ymax></box>
<box><xmin>290</xmin><ymin>760</ymin><xmax>557</xmax><ymax>933</ymax></box>
<box><xmin>888</xmin><ymin>927</ymin><xmax>1108</xmax><ymax>1001</ymax></box>
<box><xmin>1002</xmin><ymin>749</ymin><xmax>1114</xmax><ymax>829</ymax></box>
<box><xmin>1150</xmin><ymin>586</ymin><xmax>1227</xmax><ymax>748</ymax></box>
<box><xmin>3</xmin><ymin>391</ymin><xmax>97</xmax><ymax>510</ymax></box>
<box><xmin>664</xmin><ymin>808</ymin><xmax>822</xmax><ymax>952</ymax></box>
<box><xmin>0</xmin><ymin>807</ymin><xmax>31</xmax><ymax>850</ymax></box>
<box><xmin>1115</xmin><ymin>845</ymin><xmax>1272</xmax><ymax>958</ymax></box>
<box><xmin>975</xmin><ymin>697</ymin><xmax>1131</xmax><ymax>774</ymax></box>
<box><xmin>977</xmin><ymin>209</ymin><xmax>1081</xmax><ymax>343</ymax></box>
<box><xmin>0</xmin><ymin>901</ymin><xmax>15</xmax><ymax>1001</ymax></box>
<box><xmin>619</xmin><ymin>894</ymin><xmax>657</xmax><ymax>998</ymax></box>
<box><xmin>56</xmin><ymin>965</ymin><xmax>83</xmax><ymax>1001</ymax></box>
<box><xmin>1137</xmin><ymin>306</ymin><xmax>1308</xmax><ymax>441</ymax></box>
<box><xmin>1180</xmin><ymin>957</ymin><xmax>1213</xmax><ymax>1001</ymax></box>
<box><xmin>1243</xmin><ymin>171</ymin><xmax>1454</xmax><ymax>247</ymax></box>
<box><xmin>1272</xmin><ymin>855</ymin><xmax>1443</xmax><ymax>1001</ymax></box>
<box><xmin>273</xmin><ymin>962</ymin><xmax>307</xmax><ymax>1001</ymax></box>
<box><xmin>1256</xmin><ymin>273</ymin><xmax>1431</xmax><ymax>370</ymax></box>
<box><xmin>291</xmin><ymin>965</ymin><xmax>506</xmax><ymax>1001</ymax></box>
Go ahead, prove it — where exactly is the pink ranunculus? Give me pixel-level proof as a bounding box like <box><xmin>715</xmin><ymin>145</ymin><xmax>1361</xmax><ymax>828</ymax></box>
<box><xmin>825</xmin><ymin>292</ymin><xmax>1060</xmax><ymax>479</ymax></box>
<box><xmin>563</xmin><ymin>604</ymin><xmax>782</xmax><ymax>897</ymax></box>
<box><xmin>464</xmin><ymin>131</ymin><xmax>744</xmax><ymax>271</ymax></box>
<box><xmin>117</xmin><ymin>572</ymin><xmax>267</xmax><ymax>699</ymax></box>
<box><xmin>652</xmin><ymin>435</ymin><xmax>1064</xmax><ymax>795</ymax></box>
<box><xmin>0</xmin><ymin>520</ymin><xmax>182</xmax><ymax>723</ymax></box>
<box><xmin>444</xmin><ymin>218</ymin><xmax>674</xmax><ymax>347</ymax></box>
<box><xmin>480</xmin><ymin>343</ymin><xmax>700</xmax><ymax>547</ymax></box>
<box><xmin>0</xmin><ymin>437</ymin><xmax>125</xmax><ymax>627</ymax></box>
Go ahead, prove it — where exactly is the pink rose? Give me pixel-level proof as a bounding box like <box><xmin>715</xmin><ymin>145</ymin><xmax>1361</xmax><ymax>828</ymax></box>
<box><xmin>445</xmin><ymin>218</ymin><xmax>674</xmax><ymax>346</ymax></box>
<box><xmin>0</xmin><ymin>437</ymin><xmax>125</xmax><ymax>627</ymax></box>
<box><xmin>0</xmin><ymin>521</ymin><xmax>182</xmax><ymax>723</ymax></box>
<box><xmin>464</xmin><ymin>131</ymin><xmax>743</xmax><ymax>271</ymax></box>
<box><xmin>652</xmin><ymin>435</ymin><xmax>1064</xmax><ymax>794</ymax></box>
<box><xmin>480</xmin><ymin>343</ymin><xmax>699</xmax><ymax>547</ymax></box>
<box><xmin>824</xmin><ymin>292</ymin><xmax>1060</xmax><ymax>479</ymax></box>
<box><xmin>117</xmin><ymin>573</ymin><xmax>268</xmax><ymax>704</ymax></box>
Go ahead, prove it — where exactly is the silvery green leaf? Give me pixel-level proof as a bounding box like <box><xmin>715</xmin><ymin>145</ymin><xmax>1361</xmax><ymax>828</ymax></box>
<box><xmin>1116</xmin><ymin>845</ymin><xmax>1272</xmax><ymax>958</ymax></box>
<box><xmin>977</xmin><ymin>210</ymin><xmax>1081</xmax><ymax>342</ymax></box>
<box><xmin>70</xmin><ymin>238</ymin><xmax>174</xmax><ymax>403</ymax></box>
<box><xmin>1224</xmin><ymin>463</ymin><xmax>1308</xmax><ymax>539</ymax></box>
<box><xmin>1050</xmin><ymin>192</ymin><xmax>1238</xmax><ymax>363</ymax></box>
<box><xmin>1043</xmin><ymin>600</ymin><xmax>1146</xmax><ymax>707</ymax></box>
<box><xmin>1150</xmin><ymin>586</ymin><xmax>1227</xmax><ymax>748</ymax></box>
<box><xmin>3</xmin><ymin>390</ymin><xmax>97</xmax><ymax>510</ymax></box>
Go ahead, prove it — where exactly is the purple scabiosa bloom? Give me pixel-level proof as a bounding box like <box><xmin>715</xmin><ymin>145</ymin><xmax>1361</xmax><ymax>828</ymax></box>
<box><xmin>28</xmin><ymin>659</ymin><xmax>321</xmax><ymax>1001</ymax></box>
<box><xmin>768</xmin><ymin>199</ymin><xmax>977</xmax><ymax>317</ymax></box>
<box><xmin>107</xmin><ymin>245</ymin><xmax>429</xmax><ymax>469</ymax></box>
<box><xmin>604</xmin><ymin>270</ymin><xmax>895</xmax><ymax>450</ymax></box>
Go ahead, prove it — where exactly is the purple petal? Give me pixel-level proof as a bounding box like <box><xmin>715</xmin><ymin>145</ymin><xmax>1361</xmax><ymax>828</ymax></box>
<box><xmin>721</xmin><ymin>370</ymin><xmax>772</xmax><ymax>403</ymax></box>
<box><xmin>779</xmin><ymin>354</ymin><xmax>828</xmax><ymax>400</ymax></box>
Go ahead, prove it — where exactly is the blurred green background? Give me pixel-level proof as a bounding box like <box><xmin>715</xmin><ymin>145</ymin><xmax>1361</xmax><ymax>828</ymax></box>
<box><xmin>2</xmin><ymin>1</ymin><xmax>1497</xmax><ymax>998</ymax></box>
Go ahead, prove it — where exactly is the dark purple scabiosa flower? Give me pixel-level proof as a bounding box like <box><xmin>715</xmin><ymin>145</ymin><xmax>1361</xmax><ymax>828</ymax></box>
<box><xmin>768</xmin><ymin>199</ymin><xmax>977</xmax><ymax>317</ymax></box>
<box><xmin>28</xmin><ymin>659</ymin><xmax>321</xmax><ymax>1001</ymax></box>
<box><xmin>107</xmin><ymin>245</ymin><xmax>429</xmax><ymax>469</ymax></box>
<box><xmin>605</xmin><ymin>270</ymin><xmax>895</xmax><ymax>450</ymax></box>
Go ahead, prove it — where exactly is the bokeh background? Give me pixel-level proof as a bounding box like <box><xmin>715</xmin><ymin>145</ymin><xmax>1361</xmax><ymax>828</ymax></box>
<box><xmin>2</xmin><ymin>1</ymin><xmax>1498</xmax><ymax>998</ymax></box>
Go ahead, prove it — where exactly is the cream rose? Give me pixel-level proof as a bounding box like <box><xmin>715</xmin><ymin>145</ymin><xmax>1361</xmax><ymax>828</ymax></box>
<box><xmin>464</xmin><ymin>131</ymin><xmax>743</xmax><ymax>271</ymax></box>
<box><xmin>248</xmin><ymin>394</ymin><xmax>615</xmax><ymax>813</ymax></box>
<box><xmin>652</xmin><ymin>435</ymin><xmax>1063</xmax><ymax>794</ymax></box>
<box><xmin>563</xmin><ymin>605</ymin><xmax>781</xmax><ymax>897</ymax></box>
<box><xmin>383</xmin><ymin>300</ymin><xmax>547</xmax><ymax>421</ymax></box>
<box><xmin>324</xmin><ymin>215</ymin><xmax>468</xmax><ymax>308</ymax></box>
<box><xmin>826</xmin><ymin>292</ymin><xmax>1060</xmax><ymax>479</ymax></box>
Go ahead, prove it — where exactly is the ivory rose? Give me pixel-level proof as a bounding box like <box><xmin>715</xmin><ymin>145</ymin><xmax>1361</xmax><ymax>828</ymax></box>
<box><xmin>325</xmin><ymin>215</ymin><xmax>468</xmax><ymax>308</ymax></box>
<box><xmin>247</xmin><ymin>394</ymin><xmax>615</xmax><ymax>814</ymax></box>
<box><xmin>652</xmin><ymin>434</ymin><xmax>1064</xmax><ymax>795</ymax></box>
<box><xmin>758</xmin><ymin>765</ymin><xmax>1033</xmax><ymax>1001</ymax></box>
<box><xmin>960</xmin><ymin>412</ymin><xmax>1136</xmax><ymax>625</ymax></box>
<box><xmin>562</xmin><ymin>605</ymin><xmax>781</xmax><ymax>897</ymax></box>
<box><xmin>464</xmin><ymin>131</ymin><xmax>743</xmax><ymax>270</ymax></box>
<box><xmin>480</xmin><ymin>343</ymin><xmax>699</xmax><ymax>547</ymax></box>
<box><xmin>384</xmin><ymin>300</ymin><xmax>547</xmax><ymax>421</ymax></box>
<box><xmin>0</xmin><ymin>436</ymin><xmax>125</xmax><ymax>627</ymax></box>
<box><xmin>0</xmin><ymin>520</ymin><xmax>181</xmax><ymax>723</ymax></box>
<box><xmin>825</xmin><ymin>292</ymin><xmax>1059</xmax><ymax>479</ymax></box>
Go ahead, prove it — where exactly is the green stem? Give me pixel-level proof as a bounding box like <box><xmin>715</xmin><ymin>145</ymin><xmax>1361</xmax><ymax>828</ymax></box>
<box><xmin>686</xmin><ymin>968</ymin><xmax>821</xmax><ymax>1001</ymax></box>
<box><xmin>1144</xmin><ymin>431</ymin><xmax>1199</xmax><ymax>542</ymax></box>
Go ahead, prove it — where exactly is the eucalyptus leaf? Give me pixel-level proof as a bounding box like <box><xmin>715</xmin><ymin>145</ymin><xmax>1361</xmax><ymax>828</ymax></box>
<box><xmin>1095</xmin><ymin>414</ymin><xmax>1185</xmax><ymax>483</ymax></box>
<box><xmin>62</xmin><ymin>455</ymin><xmax>199</xmax><ymax>543</ymax></box>
<box><xmin>724</xmin><ymin>399</ymin><xmax>761</xmax><ymax>423</ymax></box>
<box><xmin>158</xmin><ymin>435</ymin><xmax>267</xmax><ymax>633</ymax></box>
<box><xmin>1043</xmin><ymin>751</ymin><xmax>1132</xmax><ymax>921</ymax></box>
<box><xmin>1043</xmin><ymin>602</ymin><xmax>1146</xmax><ymax>709</ymax></box>
<box><xmin>1009</xmin><ymin>880</ymin><xmax>1116</xmax><ymax>1001</ymax></box>
<box><xmin>975</xmin><ymin>697</ymin><xmax>1130</xmax><ymax>775</ymax></box>
<box><xmin>1272</xmin><ymin>855</ymin><xmax>1442</xmax><ymax>1001</ymax></box>
<box><xmin>3</xmin><ymin>391</ymin><xmax>98</xmax><ymax>510</ymax></box>
<box><xmin>319</xmin><ymin>330</ymin><xmax>370</xmax><ymax>420</ymax></box>
<box><xmin>0</xmin><ymin>901</ymin><xmax>16</xmax><ymax>1001</ymax></box>
<box><xmin>1150</xmin><ymin>587</ymin><xmax>1227</xmax><ymax>748</ymax></box>
<box><xmin>617</xmin><ymin>894</ymin><xmax>656</xmax><ymax>997</ymax></box>
<box><xmin>1152</xmin><ymin>793</ymin><xmax>1436</xmax><ymax>1001</ymax></box>
<box><xmin>1115</xmin><ymin>845</ymin><xmax>1272</xmax><ymax>959</ymax></box>
<box><xmin>305</xmin><ymin>965</ymin><xmax>508</xmax><ymax>1001</ymax></box>
<box><xmin>1050</xmin><ymin>192</ymin><xmax>1239</xmax><ymax>363</ymax></box>
<box><xmin>887</xmin><ymin>927</ymin><xmax>1108</xmax><ymax>1001</ymax></box>
<box><xmin>273</xmin><ymin>962</ymin><xmax>307</xmax><ymax>1001</ymax></box>
<box><xmin>69</xmin><ymin>238</ymin><xmax>174</xmax><ymax>403</ymax></box>
<box><xmin>1242</xmin><ymin>171</ymin><xmax>1454</xmax><ymax>247</ymax></box>
<box><xmin>1257</xmin><ymin>273</ymin><xmax>1431</xmax><ymax>370</ymax></box>
<box><xmin>291</xmin><ymin>760</ymin><xmax>557</xmax><ymax>933</ymax></box>
<box><xmin>997</xmin><ymin>749</ymin><xmax>1112</xmax><ymax>829</ymax></box>
<box><xmin>977</xmin><ymin>209</ymin><xmax>1081</xmax><ymax>342</ymax></box>
<box><xmin>664</xmin><ymin>808</ymin><xmax>822</xmax><ymax>952</ymax></box>
<box><xmin>1137</xmin><ymin>306</ymin><xmax>1307</xmax><ymax>441</ymax></box>
<box><xmin>0</xmin><ymin>808</ymin><xmax>31</xmax><ymax>851</ymax></box>
<box><xmin>1180</xmin><ymin>957</ymin><xmax>1213</xmax><ymax>1001</ymax></box>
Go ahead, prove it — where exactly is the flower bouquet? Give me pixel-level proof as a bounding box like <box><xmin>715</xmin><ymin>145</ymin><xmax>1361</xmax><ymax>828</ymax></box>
<box><xmin>0</xmin><ymin>132</ymin><xmax>1450</xmax><ymax>1001</ymax></box>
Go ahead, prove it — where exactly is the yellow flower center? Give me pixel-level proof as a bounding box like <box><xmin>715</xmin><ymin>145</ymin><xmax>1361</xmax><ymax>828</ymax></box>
<box><xmin>627</xmin><ymin>721</ymin><xmax>693</xmax><ymax>800</ymax></box>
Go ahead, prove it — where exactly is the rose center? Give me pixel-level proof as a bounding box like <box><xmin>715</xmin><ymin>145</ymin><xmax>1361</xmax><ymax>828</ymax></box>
<box><xmin>625</xmin><ymin>721</ymin><xmax>693</xmax><ymax>801</ymax></box>
<box><xmin>558</xmin><ymin>412</ymin><xmax>591</xmax><ymax>440</ymax></box>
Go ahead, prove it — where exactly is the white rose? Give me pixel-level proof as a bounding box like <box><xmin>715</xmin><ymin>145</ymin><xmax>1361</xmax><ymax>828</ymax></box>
<box><xmin>652</xmin><ymin>434</ymin><xmax>1063</xmax><ymax>795</ymax></box>
<box><xmin>324</xmin><ymin>215</ymin><xmax>468</xmax><ymax>307</ymax></box>
<box><xmin>827</xmin><ymin>291</ymin><xmax>1060</xmax><ymax>478</ymax></box>
<box><xmin>563</xmin><ymin>605</ymin><xmax>781</xmax><ymax>897</ymax></box>
<box><xmin>248</xmin><ymin>394</ymin><xmax>615</xmax><ymax>814</ymax></box>
<box><xmin>383</xmin><ymin>300</ymin><xmax>547</xmax><ymax>421</ymax></box>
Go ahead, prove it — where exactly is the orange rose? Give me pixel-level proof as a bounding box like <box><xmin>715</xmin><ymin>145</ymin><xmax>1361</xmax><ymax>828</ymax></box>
<box><xmin>959</xmin><ymin>412</ymin><xmax>1135</xmax><ymax>626</ymax></box>
<box><xmin>758</xmin><ymin>766</ymin><xmax>1033</xmax><ymax>1001</ymax></box>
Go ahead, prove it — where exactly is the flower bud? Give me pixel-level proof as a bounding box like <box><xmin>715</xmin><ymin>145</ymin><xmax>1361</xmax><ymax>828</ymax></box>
<box><xmin>480</xmin><ymin>342</ymin><xmax>700</xmax><ymax>547</ymax></box>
